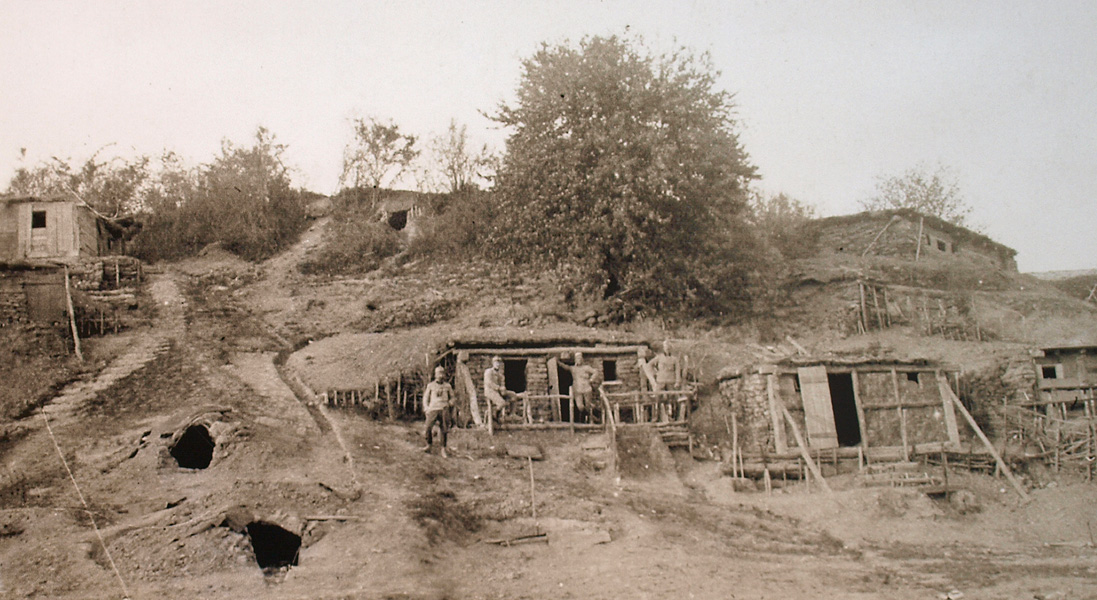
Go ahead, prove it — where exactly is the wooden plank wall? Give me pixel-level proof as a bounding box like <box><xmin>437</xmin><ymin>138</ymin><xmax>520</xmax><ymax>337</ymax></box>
<box><xmin>797</xmin><ymin>366</ymin><xmax>838</xmax><ymax>449</ymax></box>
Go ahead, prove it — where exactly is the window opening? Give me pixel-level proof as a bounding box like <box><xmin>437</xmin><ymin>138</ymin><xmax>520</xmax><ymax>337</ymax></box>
<box><xmin>906</xmin><ymin>372</ymin><xmax>920</xmax><ymax>384</ymax></box>
<box><xmin>31</xmin><ymin>211</ymin><xmax>46</xmax><ymax>229</ymax></box>
<box><xmin>602</xmin><ymin>359</ymin><xmax>618</xmax><ymax>382</ymax></box>
<box><xmin>1041</xmin><ymin>366</ymin><xmax>1059</xmax><ymax>380</ymax></box>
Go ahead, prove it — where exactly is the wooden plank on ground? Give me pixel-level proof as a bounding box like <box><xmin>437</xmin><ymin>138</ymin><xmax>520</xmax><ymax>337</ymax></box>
<box><xmin>797</xmin><ymin>366</ymin><xmax>838</xmax><ymax>449</ymax></box>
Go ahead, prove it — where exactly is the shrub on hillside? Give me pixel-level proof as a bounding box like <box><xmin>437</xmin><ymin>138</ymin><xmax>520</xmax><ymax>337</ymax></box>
<box><xmin>406</xmin><ymin>187</ymin><xmax>490</xmax><ymax>259</ymax></box>
<box><xmin>749</xmin><ymin>192</ymin><xmax>820</xmax><ymax>260</ymax></box>
<box><xmin>298</xmin><ymin>194</ymin><xmax>401</xmax><ymax>275</ymax></box>
<box><xmin>132</xmin><ymin>128</ymin><xmax>308</xmax><ymax>262</ymax></box>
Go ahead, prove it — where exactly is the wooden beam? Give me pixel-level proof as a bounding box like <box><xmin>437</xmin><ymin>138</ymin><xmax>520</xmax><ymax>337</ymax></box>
<box><xmin>851</xmin><ymin>369</ymin><xmax>869</xmax><ymax>449</ymax></box>
<box><xmin>859</xmin><ymin>282</ymin><xmax>869</xmax><ymax>333</ymax></box>
<box><xmin>940</xmin><ymin>381</ymin><xmax>1030</xmax><ymax>501</ymax></box>
<box><xmin>460</xmin><ymin>345</ymin><xmax>646</xmax><ymax>357</ymax></box>
<box><xmin>936</xmin><ymin>371</ymin><xmax>961</xmax><ymax>448</ymax></box>
<box><xmin>778</xmin><ymin>404</ymin><xmax>832</xmax><ymax>493</ymax></box>
<box><xmin>63</xmin><ymin>266</ymin><xmax>83</xmax><ymax>362</ymax></box>
<box><xmin>862</xmin><ymin>215</ymin><xmax>900</xmax><ymax>257</ymax></box>
<box><xmin>914</xmin><ymin>216</ymin><xmax>924</xmax><ymax>262</ymax></box>
<box><xmin>767</xmin><ymin>374</ymin><xmax>787</xmax><ymax>453</ymax></box>
<box><xmin>891</xmin><ymin>369</ymin><xmax>909</xmax><ymax>461</ymax></box>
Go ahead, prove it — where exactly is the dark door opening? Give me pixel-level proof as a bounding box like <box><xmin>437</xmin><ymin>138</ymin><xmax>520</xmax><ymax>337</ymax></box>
<box><xmin>557</xmin><ymin>364</ymin><xmax>573</xmax><ymax>420</ymax></box>
<box><xmin>826</xmin><ymin>373</ymin><xmax>862</xmax><ymax>447</ymax></box>
<box><xmin>504</xmin><ymin>359</ymin><xmax>527</xmax><ymax>394</ymax></box>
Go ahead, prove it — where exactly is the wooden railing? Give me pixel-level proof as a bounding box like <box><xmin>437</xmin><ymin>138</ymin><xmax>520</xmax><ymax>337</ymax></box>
<box><xmin>600</xmin><ymin>388</ymin><xmax>693</xmax><ymax>425</ymax></box>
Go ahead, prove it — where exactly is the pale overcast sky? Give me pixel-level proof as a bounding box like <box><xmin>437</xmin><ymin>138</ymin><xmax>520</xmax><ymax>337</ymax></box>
<box><xmin>1</xmin><ymin>0</ymin><xmax>1095</xmax><ymax>272</ymax></box>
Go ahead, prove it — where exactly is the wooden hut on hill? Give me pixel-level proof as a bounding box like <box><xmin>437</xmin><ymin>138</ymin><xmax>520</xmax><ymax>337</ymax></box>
<box><xmin>0</xmin><ymin>195</ymin><xmax>126</xmax><ymax>262</ymax></box>
<box><xmin>809</xmin><ymin>209</ymin><xmax>1018</xmax><ymax>272</ymax></box>
<box><xmin>438</xmin><ymin>328</ymin><xmax>681</xmax><ymax>430</ymax></box>
<box><xmin>718</xmin><ymin>357</ymin><xmax>965</xmax><ymax>472</ymax></box>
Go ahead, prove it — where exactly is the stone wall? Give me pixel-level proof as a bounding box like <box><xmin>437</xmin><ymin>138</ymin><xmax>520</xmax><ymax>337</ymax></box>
<box><xmin>718</xmin><ymin>373</ymin><xmax>775</xmax><ymax>454</ymax></box>
<box><xmin>0</xmin><ymin>270</ymin><xmax>27</xmax><ymax>326</ymax></box>
<box><xmin>69</xmin><ymin>256</ymin><xmax>142</xmax><ymax>291</ymax></box>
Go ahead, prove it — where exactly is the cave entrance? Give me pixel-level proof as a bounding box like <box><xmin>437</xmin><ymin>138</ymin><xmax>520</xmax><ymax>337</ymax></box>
<box><xmin>170</xmin><ymin>424</ymin><xmax>215</xmax><ymax>469</ymax></box>
<box><xmin>387</xmin><ymin>209</ymin><xmax>408</xmax><ymax>231</ymax></box>
<box><xmin>246</xmin><ymin>521</ymin><xmax>301</xmax><ymax>571</ymax></box>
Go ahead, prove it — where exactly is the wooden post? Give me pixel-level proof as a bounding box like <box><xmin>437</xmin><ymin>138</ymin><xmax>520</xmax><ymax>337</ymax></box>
<box><xmin>851</xmin><ymin>370</ymin><xmax>869</xmax><ymax>450</ymax></box>
<box><xmin>942</xmin><ymin>450</ymin><xmax>950</xmax><ymax>498</ymax></box>
<box><xmin>937</xmin><ymin>372</ymin><xmax>961</xmax><ymax>448</ymax></box>
<box><xmin>914</xmin><ymin>216</ymin><xmax>924</xmax><ymax>262</ymax></box>
<box><xmin>941</xmin><ymin>382</ymin><xmax>1029</xmax><ymax>501</ymax></box>
<box><xmin>891</xmin><ymin>369</ymin><xmax>908</xmax><ymax>461</ymax></box>
<box><xmin>872</xmin><ymin>285</ymin><xmax>884</xmax><ymax>330</ymax></box>
<box><xmin>767</xmin><ymin>374</ymin><xmax>787</xmax><ymax>453</ymax></box>
<box><xmin>882</xmin><ymin>287</ymin><xmax>892</xmax><ymax>327</ymax></box>
<box><xmin>731</xmin><ymin>413</ymin><xmax>739</xmax><ymax>478</ymax></box>
<box><xmin>859</xmin><ymin>282</ymin><xmax>869</xmax><ymax>333</ymax></box>
<box><xmin>386</xmin><ymin>380</ymin><xmax>395</xmax><ymax>420</ymax></box>
<box><xmin>63</xmin><ymin>266</ymin><xmax>83</xmax><ymax>362</ymax></box>
<box><xmin>779</xmin><ymin>404</ymin><xmax>832</xmax><ymax>493</ymax></box>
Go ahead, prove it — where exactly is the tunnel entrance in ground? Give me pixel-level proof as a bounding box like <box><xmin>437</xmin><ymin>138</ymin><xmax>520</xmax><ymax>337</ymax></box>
<box><xmin>387</xmin><ymin>209</ymin><xmax>408</xmax><ymax>230</ymax></box>
<box><xmin>170</xmin><ymin>424</ymin><xmax>215</xmax><ymax>469</ymax></box>
<box><xmin>246</xmin><ymin>521</ymin><xmax>301</xmax><ymax>571</ymax></box>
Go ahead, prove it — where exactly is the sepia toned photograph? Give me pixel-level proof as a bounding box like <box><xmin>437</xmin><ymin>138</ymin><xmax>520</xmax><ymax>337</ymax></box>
<box><xmin>1</xmin><ymin>1</ymin><xmax>1095</xmax><ymax>598</ymax></box>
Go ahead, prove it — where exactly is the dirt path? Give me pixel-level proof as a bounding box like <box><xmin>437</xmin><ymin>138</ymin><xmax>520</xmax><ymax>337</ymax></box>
<box><xmin>41</xmin><ymin>274</ymin><xmax>186</xmax><ymax>424</ymax></box>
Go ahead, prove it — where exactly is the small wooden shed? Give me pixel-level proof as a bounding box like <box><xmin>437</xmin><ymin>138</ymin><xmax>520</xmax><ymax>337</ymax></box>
<box><xmin>0</xmin><ymin>195</ymin><xmax>118</xmax><ymax>262</ymax></box>
<box><xmin>719</xmin><ymin>357</ymin><xmax>963</xmax><ymax>463</ymax></box>
<box><xmin>1033</xmin><ymin>344</ymin><xmax>1097</xmax><ymax>415</ymax></box>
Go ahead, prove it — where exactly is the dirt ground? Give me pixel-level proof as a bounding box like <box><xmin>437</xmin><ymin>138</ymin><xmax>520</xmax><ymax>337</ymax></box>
<box><xmin>2</xmin><ymin>221</ymin><xmax>1097</xmax><ymax>599</ymax></box>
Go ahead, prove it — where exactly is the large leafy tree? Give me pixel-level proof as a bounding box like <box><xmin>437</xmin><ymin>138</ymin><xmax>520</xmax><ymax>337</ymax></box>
<box><xmin>860</xmin><ymin>162</ymin><xmax>974</xmax><ymax>228</ymax></box>
<box><xmin>491</xmin><ymin>35</ymin><xmax>758</xmax><ymax>315</ymax></box>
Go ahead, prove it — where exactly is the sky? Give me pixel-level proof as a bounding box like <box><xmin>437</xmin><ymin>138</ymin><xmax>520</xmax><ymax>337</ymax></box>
<box><xmin>1</xmin><ymin>0</ymin><xmax>1095</xmax><ymax>273</ymax></box>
